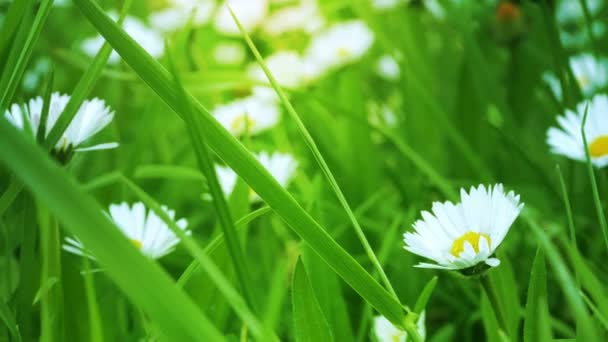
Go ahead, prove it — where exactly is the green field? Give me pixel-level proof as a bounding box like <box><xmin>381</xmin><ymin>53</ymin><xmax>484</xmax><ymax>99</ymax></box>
<box><xmin>1</xmin><ymin>0</ymin><xmax>607</xmax><ymax>341</ymax></box>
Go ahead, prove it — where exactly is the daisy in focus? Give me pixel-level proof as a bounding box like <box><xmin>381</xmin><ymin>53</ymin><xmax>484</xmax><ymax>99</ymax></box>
<box><xmin>212</xmin><ymin>95</ymin><xmax>280</xmax><ymax>137</ymax></box>
<box><xmin>404</xmin><ymin>184</ymin><xmax>523</xmax><ymax>272</ymax></box>
<box><xmin>216</xmin><ymin>151</ymin><xmax>298</xmax><ymax>201</ymax></box>
<box><xmin>4</xmin><ymin>92</ymin><xmax>116</xmax><ymax>161</ymax></box>
<box><xmin>81</xmin><ymin>13</ymin><xmax>164</xmax><ymax>64</ymax></box>
<box><xmin>64</xmin><ymin>202</ymin><xmax>190</xmax><ymax>260</ymax></box>
<box><xmin>547</xmin><ymin>94</ymin><xmax>608</xmax><ymax>168</ymax></box>
<box><xmin>373</xmin><ymin>312</ymin><xmax>426</xmax><ymax>342</ymax></box>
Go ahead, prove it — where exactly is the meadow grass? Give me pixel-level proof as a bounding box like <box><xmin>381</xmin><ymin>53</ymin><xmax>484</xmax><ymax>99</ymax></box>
<box><xmin>1</xmin><ymin>0</ymin><xmax>608</xmax><ymax>341</ymax></box>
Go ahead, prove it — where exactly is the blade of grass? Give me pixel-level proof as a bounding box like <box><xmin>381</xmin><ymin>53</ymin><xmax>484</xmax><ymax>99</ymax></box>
<box><xmin>0</xmin><ymin>299</ymin><xmax>22</xmax><ymax>342</ymax></box>
<box><xmin>0</xmin><ymin>0</ymin><xmax>53</xmax><ymax>113</ymax></box>
<box><xmin>581</xmin><ymin>105</ymin><xmax>608</xmax><ymax>253</ymax></box>
<box><xmin>523</xmin><ymin>248</ymin><xmax>552</xmax><ymax>342</ymax></box>
<box><xmin>82</xmin><ymin>257</ymin><xmax>103</xmax><ymax>342</ymax></box>
<box><xmin>229</xmin><ymin>7</ymin><xmax>399</xmax><ymax>301</ymax></box>
<box><xmin>578</xmin><ymin>0</ymin><xmax>600</xmax><ymax>57</ymax></box>
<box><xmin>292</xmin><ymin>258</ymin><xmax>334</xmax><ymax>342</ymax></box>
<box><xmin>134</xmin><ymin>164</ymin><xmax>206</xmax><ymax>182</ymax></box>
<box><xmin>0</xmin><ymin>119</ymin><xmax>224</xmax><ymax>341</ymax></box>
<box><xmin>556</xmin><ymin>165</ymin><xmax>579</xmax><ymax>282</ymax></box>
<box><xmin>0</xmin><ymin>0</ymin><xmax>34</xmax><ymax>54</ymax></box>
<box><xmin>166</xmin><ymin>45</ymin><xmax>258</xmax><ymax>313</ymax></box>
<box><xmin>73</xmin><ymin>0</ymin><xmax>405</xmax><ymax>327</ymax></box>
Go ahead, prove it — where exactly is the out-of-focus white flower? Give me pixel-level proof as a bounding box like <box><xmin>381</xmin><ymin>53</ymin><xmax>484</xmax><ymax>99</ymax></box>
<box><xmin>560</xmin><ymin>21</ymin><xmax>605</xmax><ymax>48</ymax></box>
<box><xmin>214</xmin><ymin>0</ymin><xmax>269</xmax><ymax>36</ymax></box>
<box><xmin>547</xmin><ymin>94</ymin><xmax>608</xmax><ymax>168</ymax></box>
<box><xmin>371</xmin><ymin>0</ymin><xmax>403</xmax><ymax>10</ymax></box>
<box><xmin>4</xmin><ymin>92</ymin><xmax>116</xmax><ymax>155</ymax></box>
<box><xmin>304</xmin><ymin>20</ymin><xmax>375</xmax><ymax>75</ymax></box>
<box><xmin>22</xmin><ymin>57</ymin><xmax>52</xmax><ymax>92</ymax></box>
<box><xmin>570</xmin><ymin>54</ymin><xmax>608</xmax><ymax>97</ymax></box>
<box><xmin>248</xmin><ymin>50</ymin><xmax>306</xmax><ymax>100</ymax></box>
<box><xmin>213</xmin><ymin>41</ymin><xmax>247</xmax><ymax>65</ymax></box>
<box><xmin>376</xmin><ymin>54</ymin><xmax>400</xmax><ymax>81</ymax></box>
<box><xmin>542</xmin><ymin>72</ymin><xmax>563</xmax><ymax>101</ymax></box>
<box><xmin>216</xmin><ymin>151</ymin><xmax>298</xmax><ymax>201</ymax></box>
<box><xmin>373</xmin><ymin>311</ymin><xmax>426</xmax><ymax>342</ymax></box>
<box><xmin>82</xmin><ymin>13</ymin><xmax>164</xmax><ymax>64</ymax></box>
<box><xmin>262</xmin><ymin>0</ymin><xmax>324</xmax><ymax>35</ymax></box>
<box><xmin>556</xmin><ymin>0</ymin><xmax>602</xmax><ymax>24</ymax></box>
<box><xmin>212</xmin><ymin>95</ymin><xmax>280</xmax><ymax>136</ymax></box>
<box><xmin>63</xmin><ymin>202</ymin><xmax>189</xmax><ymax>260</ymax></box>
<box><xmin>150</xmin><ymin>0</ymin><xmax>216</xmax><ymax>32</ymax></box>
<box><xmin>404</xmin><ymin>184</ymin><xmax>523</xmax><ymax>271</ymax></box>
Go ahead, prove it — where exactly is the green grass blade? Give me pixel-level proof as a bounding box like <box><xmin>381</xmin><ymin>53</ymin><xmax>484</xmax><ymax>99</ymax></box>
<box><xmin>229</xmin><ymin>7</ymin><xmax>399</xmax><ymax>301</ymax></box>
<box><xmin>580</xmin><ymin>106</ymin><xmax>608</xmax><ymax>253</ymax></box>
<box><xmin>413</xmin><ymin>276</ymin><xmax>438</xmax><ymax>314</ymax></box>
<box><xmin>0</xmin><ymin>0</ymin><xmax>34</xmax><ymax>54</ymax></box>
<box><xmin>292</xmin><ymin>258</ymin><xmax>334</xmax><ymax>342</ymax></box>
<box><xmin>82</xmin><ymin>258</ymin><xmax>103</xmax><ymax>342</ymax></box>
<box><xmin>0</xmin><ymin>0</ymin><xmax>53</xmax><ymax>113</ymax></box>
<box><xmin>0</xmin><ymin>299</ymin><xmax>22</xmax><ymax>342</ymax></box>
<box><xmin>134</xmin><ymin>164</ymin><xmax>205</xmax><ymax>182</ymax></box>
<box><xmin>523</xmin><ymin>248</ymin><xmax>552</xmax><ymax>342</ymax></box>
<box><xmin>0</xmin><ymin>120</ymin><xmax>224</xmax><ymax>341</ymax></box>
<box><xmin>72</xmin><ymin>0</ymin><xmax>405</xmax><ymax>327</ymax></box>
<box><xmin>166</xmin><ymin>45</ymin><xmax>258</xmax><ymax>313</ymax></box>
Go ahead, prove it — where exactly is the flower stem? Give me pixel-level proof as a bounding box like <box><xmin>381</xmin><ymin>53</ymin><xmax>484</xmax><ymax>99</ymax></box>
<box><xmin>480</xmin><ymin>275</ymin><xmax>508</xmax><ymax>336</ymax></box>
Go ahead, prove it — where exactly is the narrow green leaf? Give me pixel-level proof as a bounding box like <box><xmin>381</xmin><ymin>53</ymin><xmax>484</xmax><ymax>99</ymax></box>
<box><xmin>0</xmin><ymin>299</ymin><xmax>22</xmax><ymax>342</ymax></box>
<box><xmin>413</xmin><ymin>276</ymin><xmax>438</xmax><ymax>314</ymax></box>
<box><xmin>73</xmin><ymin>0</ymin><xmax>405</xmax><ymax>326</ymax></box>
<box><xmin>292</xmin><ymin>258</ymin><xmax>334</xmax><ymax>342</ymax></box>
<box><xmin>523</xmin><ymin>248</ymin><xmax>552</xmax><ymax>342</ymax></box>
<box><xmin>229</xmin><ymin>6</ymin><xmax>399</xmax><ymax>301</ymax></box>
<box><xmin>0</xmin><ymin>0</ymin><xmax>34</xmax><ymax>54</ymax></box>
<box><xmin>0</xmin><ymin>119</ymin><xmax>224</xmax><ymax>341</ymax></box>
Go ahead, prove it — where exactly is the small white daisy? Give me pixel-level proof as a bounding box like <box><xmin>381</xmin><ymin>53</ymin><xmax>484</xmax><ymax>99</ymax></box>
<box><xmin>261</xmin><ymin>0</ymin><xmax>324</xmax><ymax>36</ymax></box>
<box><xmin>304</xmin><ymin>20</ymin><xmax>375</xmax><ymax>75</ymax></box>
<box><xmin>82</xmin><ymin>13</ymin><xmax>164</xmax><ymax>64</ymax></box>
<box><xmin>214</xmin><ymin>0</ymin><xmax>269</xmax><ymax>36</ymax></box>
<box><xmin>216</xmin><ymin>151</ymin><xmax>298</xmax><ymax>201</ymax></box>
<box><xmin>547</xmin><ymin>94</ymin><xmax>608</xmax><ymax>168</ymax></box>
<box><xmin>213</xmin><ymin>41</ymin><xmax>247</xmax><ymax>65</ymax></box>
<box><xmin>212</xmin><ymin>95</ymin><xmax>280</xmax><ymax>136</ymax></box>
<box><xmin>248</xmin><ymin>50</ymin><xmax>307</xmax><ymax>100</ymax></box>
<box><xmin>63</xmin><ymin>202</ymin><xmax>190</xmax><ymax>260</ymax></box>
<box><xmin>373</xmin><ymin>311</ymin><xmax>426</xmax><ymax>342</ymax></box>
<box><xmin>569</xmin><ymin>54</ymin><xmax>608</xmax><ymax>97</ymax></box>
<box><xmin>150</xmin><ymin>0</ymin><xmax>216</xmax><ymax>32</ymax></box>
<box><xmin>376</xmin><ymin>54</ymin><xmax>400</xmax><ymax>81</ymax></box>
<box><xmin>4</xmin><ymin>92</ymin><xmax>116</xmax><ymax>156</ymax></box>
<box><xmin>404</xmin><ymin>184</ymin><xmax>523</xmax><ymax>271</ymax></box>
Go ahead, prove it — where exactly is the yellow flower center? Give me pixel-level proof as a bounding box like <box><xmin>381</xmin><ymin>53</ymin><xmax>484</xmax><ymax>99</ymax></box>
<box><xmin>589</xmin><ymin>135</ymin><xmax>608</xmax><ymax>158</ymax></box>
<box><xmin>337</xmin><ymin>47</ymin><xmax>351</xmax><ymax>59</ymax></box>
<box><xmin>231</xmin><ymin>114</ymin><xmax>255</xmax><ymax>133</ymax></box>
<box><xmin>450</xmin><ymin>231</ymin><xmax>491</xmax><ymax>257</ymax></box>
<box><xmin>131</xmin><ymin>239</ymin><xmax>143</xmax><ymax>250</ymax></box>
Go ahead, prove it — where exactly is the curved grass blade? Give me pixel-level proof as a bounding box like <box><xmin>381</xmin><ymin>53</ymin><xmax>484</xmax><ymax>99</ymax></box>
<box><xmin>229</xmin><ymin>7</ymin><xmax>399</xmax><ymax>301</ymax></box>
<box><xmin>292</xmin><ymin>258</ymin><xmax>334</xmax><ymax>342</ymax></box>
<box><xmin>72</xmin><ymin>0</ymin><xmax>405</xmax><ymax>327</ymax></box>
<box><xmin>523</xmin><ymin>248</ymin><xmax>552</xmax><ymax>342</ymax></box>
<box><xmin>0</xmin><ymin>120</ymin><xmax>224</xmax><ymax>341</ymax></box>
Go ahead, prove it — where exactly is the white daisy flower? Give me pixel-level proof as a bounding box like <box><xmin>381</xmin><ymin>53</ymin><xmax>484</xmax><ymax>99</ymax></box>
<box><xmin>373</xmin><ymin>311</ymin><xmax>426</xmax><ymax>342</ymax></box>
<box><xmin>569</xmin><ymin>54</ymin><xmax>608</xmax><ymax>97</ymax></box>
<box><xmin>214</xmin><ymin>0</ymin><xmax>269</xmax><ymax>36</ymax></box>
<box><xmin>63</xmin><ymin>202</ymin><xmax>189</xmax><ymax>260</ymax></box>
<box><xmin>212</xmin><ymin>95</ymin><xmax>280</xmax><ymax>136</ymax></box>
<box><xmin>547</xmin><ymin>94</ymin><xmax>608</xmax><ymax>167</ymax></box>
<box><xmin>248</xmin><ymin>50</ymin><xmax>307</xmax><ymax>100</ymax></box>
<box><xmin>376</xmin><ymin>54</ymin><xmax>400</xmax><ymax>81</ymax></box>
<box><xmin>556</xmin><ymin>0</ymin><xmax>602</xmax><ymax>25</ymax></box>
<box><xmin>304</xmin><ymin>20</ymin><xmax>375</xmax><ymax>75</ymax></box>
<box><xmin>404</xmin><ymin>184</ymin><xmax>523</xmax><ymax>271</ymax></box>
<box><xmin>82</xmin><ymin>13</ymin><xmax>164</xmax><ymax>64</ymax></box>
<box><xmin>213</xmin><ymin>41</ymin><xmax>247</xmax><ymax>65</ymax></box>
<box><xmin>4</xmin><ymin>92</ymin><xmax>116</xmax><ymax>157</ymax></box>
<box><xmin>261</xmin><ymin>0</ymin><xmax>324</xmax><ymax>36</ymax></box>
<box><xmin>216</xmin><ymin>151</ymin><xmax>298</xmax><ymax>201</ymax></box>
<box><xmin>150</xmin><ymin>0</ymin><xmax>216</xmax><ymax>32</ymax></box>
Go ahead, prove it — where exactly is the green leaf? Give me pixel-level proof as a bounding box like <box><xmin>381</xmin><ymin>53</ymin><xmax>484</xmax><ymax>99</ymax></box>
<box><xmin>523</xmin><ymin>248</ymin><xmax>552</xmax><ymax>342</ymax></box>
<box><xmin>292</xmin><ymin>258</ymin><xmax>334</xmax><ymax>342</ymax></box>
<box><xmin>72</xmin><ymin>0</ymin><xmax>405</xmax><ymax>327</ymax></box>
<box><xmin>0</xmin><ymin>299</ymin><xmax>22</xmax><ymax>342</ymax></box>
<box><xmin>413</xmin><ymin>276</ymin><xmax>438</xmax><ymax>314</ymax></box>
<box><xmin>0</xmin><ymin>119</ymin><xmax>224</xmax><ymax>341</ymax></box>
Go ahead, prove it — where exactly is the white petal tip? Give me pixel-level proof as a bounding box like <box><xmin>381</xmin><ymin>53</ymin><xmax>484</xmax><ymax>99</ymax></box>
<box><xmin>485</xmin><ymin>258</ymin><xmax>501</xmax><ymax>267</ymax></box>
